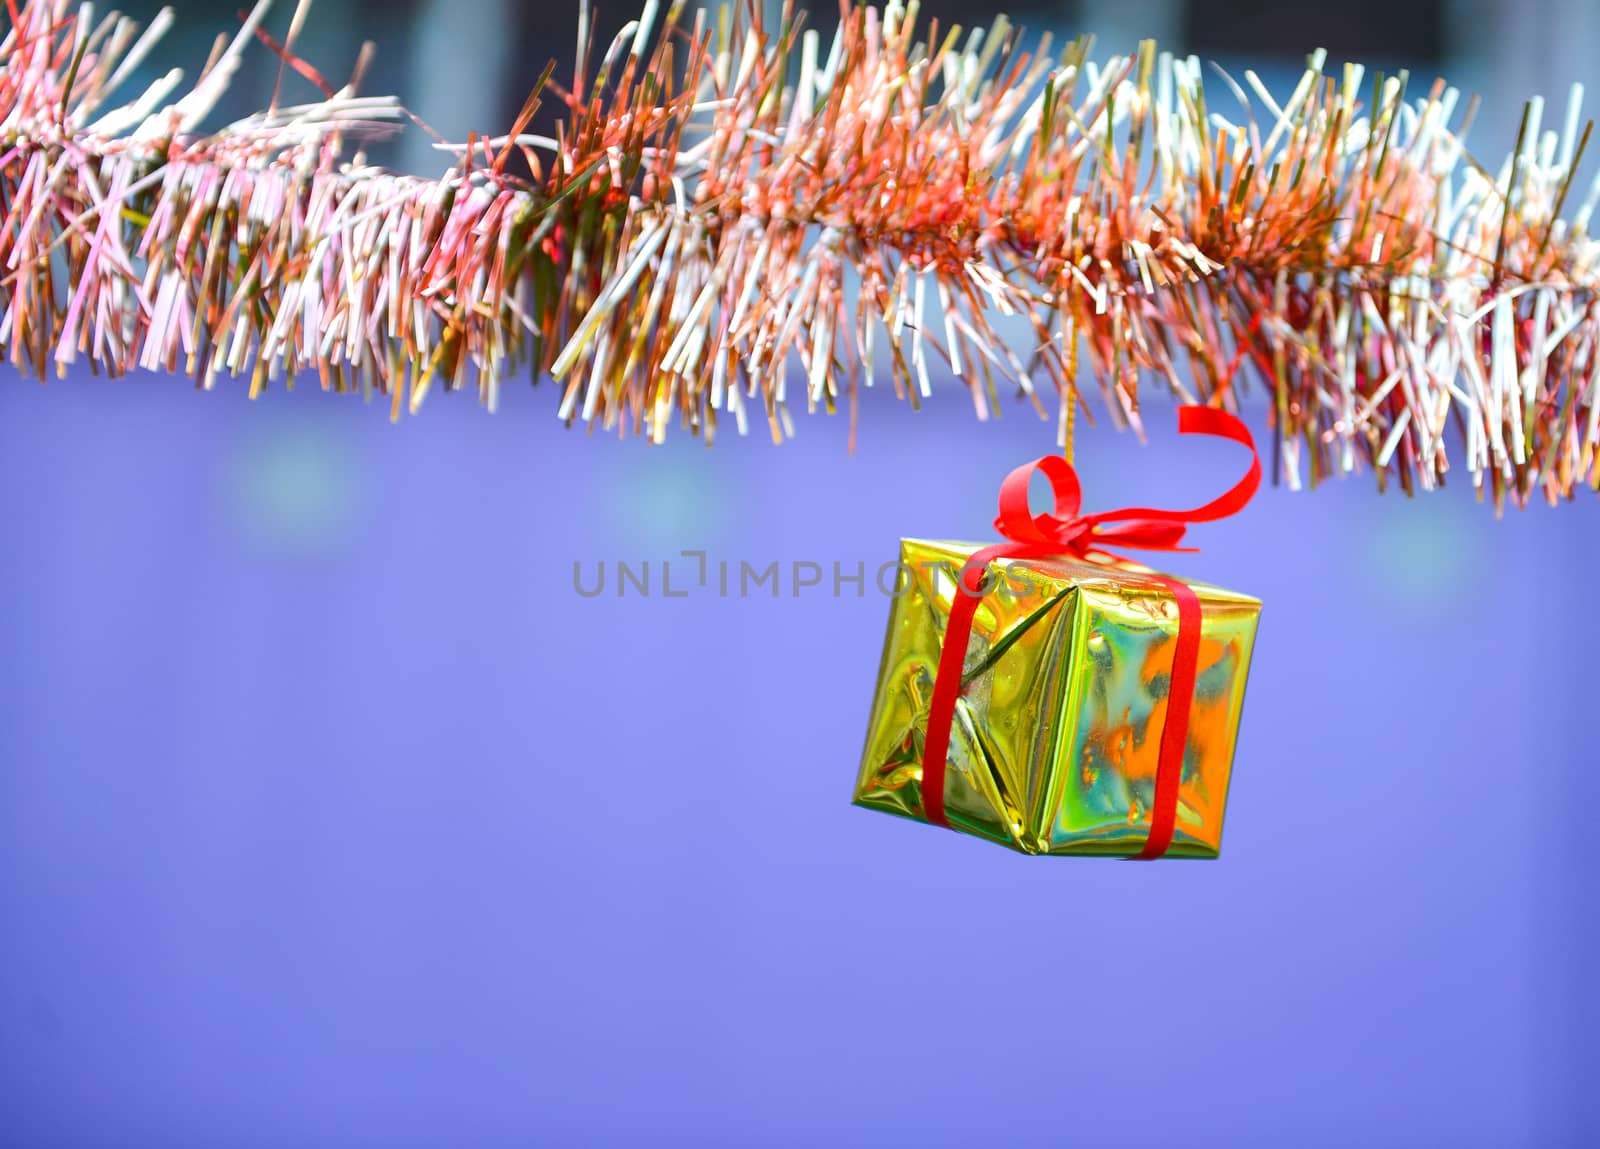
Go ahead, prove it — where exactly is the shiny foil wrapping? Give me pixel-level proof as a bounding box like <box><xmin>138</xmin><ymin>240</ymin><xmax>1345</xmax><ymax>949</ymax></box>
<box><xmin>855</xmin><ymin>539</ymin><xmax>1261</xmax><ymax>857</ymax></box>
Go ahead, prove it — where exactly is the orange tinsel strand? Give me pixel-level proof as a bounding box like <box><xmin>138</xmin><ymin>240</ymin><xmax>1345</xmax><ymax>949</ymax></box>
<box><xmin>2</xmin><ymin>0</ymin><xmax>1599</xmax><ymax>508</ymax></box>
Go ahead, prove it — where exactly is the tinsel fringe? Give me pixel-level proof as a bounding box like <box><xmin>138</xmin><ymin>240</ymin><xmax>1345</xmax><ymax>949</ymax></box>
<box><xmin>4</xmin><ymin>0</ymin><xmax>1600</xmax><ymax>506</ymax></box>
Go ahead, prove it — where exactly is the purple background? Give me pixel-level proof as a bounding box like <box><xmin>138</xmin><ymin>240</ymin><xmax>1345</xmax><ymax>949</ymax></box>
<box><xmin>1</xmin><ymin>373</ymin><xmax>1597</xmax><ymax>1146</ymax></box>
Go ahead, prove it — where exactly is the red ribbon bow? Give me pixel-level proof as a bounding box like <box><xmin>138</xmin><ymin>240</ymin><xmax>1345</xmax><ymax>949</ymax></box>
<box><xmin>920</xmin><ymin>406</ymin><xmax>1260</xmax><ymax>859</ymax></box>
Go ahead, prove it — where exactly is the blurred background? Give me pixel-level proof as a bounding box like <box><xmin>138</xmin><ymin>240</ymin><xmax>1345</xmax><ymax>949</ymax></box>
<box><xmin>3</xmin><ymin>0</ymin><xmax>1600</xmax><ymax>1146</ymax></box>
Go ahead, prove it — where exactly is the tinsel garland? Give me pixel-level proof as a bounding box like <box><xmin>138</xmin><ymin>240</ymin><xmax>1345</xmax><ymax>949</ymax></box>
<box><xmin>4</xmin><ymin>0</ymin><xmax>1600</xmax><ymax>507</ymax></box>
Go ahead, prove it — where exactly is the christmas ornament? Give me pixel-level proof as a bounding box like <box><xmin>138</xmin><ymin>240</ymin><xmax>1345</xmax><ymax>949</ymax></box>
<box><xmin>855</xmin><ymin>407</ymin><xmax>1261</xmax><ymax>858</ymax></box>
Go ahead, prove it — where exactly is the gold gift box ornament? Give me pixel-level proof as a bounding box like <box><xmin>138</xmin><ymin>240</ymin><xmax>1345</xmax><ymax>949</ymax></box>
<box><xmin>855</xmin><ymin>408</ymin><xmax>1262</xmax><ymax>859</ymax></box>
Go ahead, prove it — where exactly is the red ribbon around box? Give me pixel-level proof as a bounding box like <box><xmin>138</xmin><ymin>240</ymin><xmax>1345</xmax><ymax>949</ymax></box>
<box><xmin>920</xmin><ymin>406</ymin><xmax>1261</xmax><ymax>859</ymax></box>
